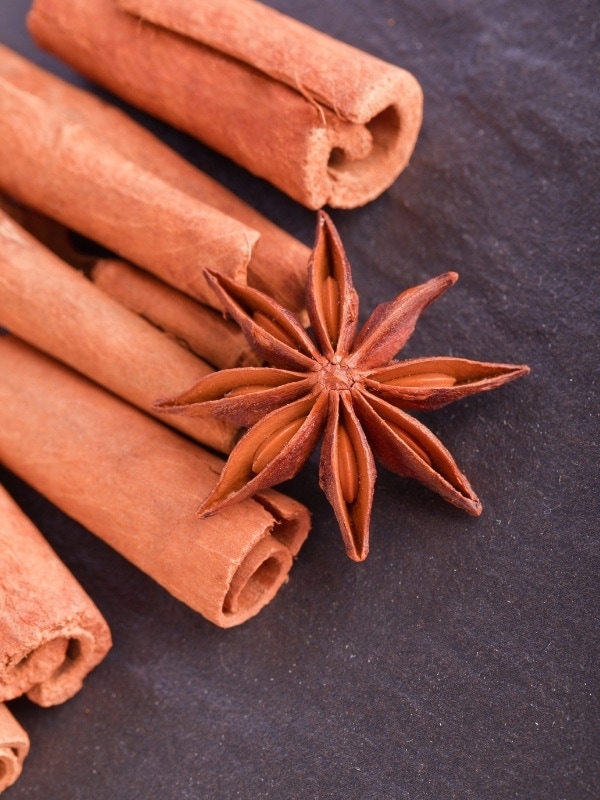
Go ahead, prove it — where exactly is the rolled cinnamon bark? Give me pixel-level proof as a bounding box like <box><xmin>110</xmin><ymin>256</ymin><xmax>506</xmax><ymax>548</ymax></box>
<box><xmin>91</xmin><ymin>259</ymin><xmax>262</xmax><ymax>370</ymax></box>
<box><xmin>0</xmin><ymin>705</ymin><xmax>29</xmax><ymax>793</ymax></box>
<box><xmin>28</xmin><ymin>0</ymin><xmax>423</xmax><ymax>209</ymax></box>
<box><xmin>0</xmin><ymin>484</ymin><xmax>112</xmax><ymax>707</ymax></box>
<box><xmin>0</xmin><ymin>209</ymin><xmax>237</xmax><ymax>454</ymax></box>
<box><xmin>0</xmin><ymin>337</ymin><xmax>310</xmax><ymax>627</ymax></box>
<box><xmin>0</xmin><ymin>44</ymin><xmax>257</xmax><ymax>308</ymax></box>
<box><xmin>0</xmin><ymin>44</ymin><xmax>309</xmax><ymax>315</ymax></box>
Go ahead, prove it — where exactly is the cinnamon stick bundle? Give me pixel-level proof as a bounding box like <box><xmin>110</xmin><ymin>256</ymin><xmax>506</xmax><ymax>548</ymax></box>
<box><xmin>0</xmin><ymin>48</ymin><xmax>258</xmax><ymax>310</ymax></box>
<box><xmin>0</xmin><ymin>484</ymin><xmax>112</xmax><ymax>707</ymax></box>
<box><xmin>28</xmin><ymin>0</ymin><xmax>423</xmax><ymax>209</ymax></box>
<box><xmin>0</xmin><ymin>705</ymin><xmax>29</xmax><ymax>794</ymax></box>
<box><xmin>0</xmin><ymin>45</ymin><xmax>310</xmax><ymax>314</ymax></box>
<box><xmin>0</xmin><ymin>208</ymin><xmax>237</xmax><ymax>454</ymax></box>
<box><xmin>0</xmin><ymin>337</ymin><xmax>310</xmax><ymax>627</ymax></box>
<box><xmin>91</xmin><ymin>259</ymin><xmax>261</xmax><ymax>371</ymax></box>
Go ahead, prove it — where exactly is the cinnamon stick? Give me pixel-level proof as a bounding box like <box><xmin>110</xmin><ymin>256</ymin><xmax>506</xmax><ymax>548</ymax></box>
<box><xmin>91</xmin><ymin>259</ymin><xmax>262</xmax><ymax>370</ymax></box>
<box><xmin>0</xmin><ymin>337</ymin><xmax>310</xmax><ymax>627</ymax></box>
<box><xmin>0</xmin><ymin>208</ymin><xmax>237</xmax><ymax>454</ymax></box>
<box><xmin>28</xmin><ymin>0</ymin><xmax>423</xmax><ymax>209</ymax></box>
<box><xmin>0</xmin><ymin>484</ymin><xmax>112</xmax><ymax>707</ymax></box>
<box><xmin>0</xmin><ymin>44</ymin><xmax>256</xmax><ymax>309</ymax></box>
<box><xmin>0</xmin><ymin>705</ymin><xmax>29</xmax><ymax>794</ymax></box>
<box><xmin>0</xmin><ymin>44</ymin><xmax>309</xmax><ymax>315</ymax></box>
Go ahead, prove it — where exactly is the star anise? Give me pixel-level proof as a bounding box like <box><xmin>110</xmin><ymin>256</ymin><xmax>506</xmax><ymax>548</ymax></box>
<box><xmin>156</xmin><ymin>211</ymin><xmax>529</xmax><ymax>561</ymax></box>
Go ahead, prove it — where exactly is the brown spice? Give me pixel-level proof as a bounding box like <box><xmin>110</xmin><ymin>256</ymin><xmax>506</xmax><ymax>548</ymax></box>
<box><xmin>0</xmin><ymin>337</ymin><xmax>310</xmax><ymax>627</ymax></box>
<box><xmin>91</xmin><ymin>259</ymin><xmax>262</xmax><ymax>370</ymax></box>
<box><xmin>0</xmin><ymin>193</ymin><xmax>93</xmax><ymax>271</ymax></box>
<box><xmin>157</xmin><ymin>212</ymin><xmax>530</xmax><ymax>561</ymax></box>
<box><xmin>0</xmin><ymin>484</ymin><xmax>112</xmax><ymax>707</ymax></box>
<box><xmin>0</xmin><ymin>704</ymin><xmax>29</xmax><ymax>793</ymax></box>
<box><xmin>28</xmin><ymin>0</ymin><xmax>423</xmax><ymax>209</ymax></box>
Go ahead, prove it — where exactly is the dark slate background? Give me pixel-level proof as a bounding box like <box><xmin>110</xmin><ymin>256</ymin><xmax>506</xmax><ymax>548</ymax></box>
<box><xmin>1</xmin><ymin>1</ymin><xmax>598</xmax><ymax>797</ymax></box>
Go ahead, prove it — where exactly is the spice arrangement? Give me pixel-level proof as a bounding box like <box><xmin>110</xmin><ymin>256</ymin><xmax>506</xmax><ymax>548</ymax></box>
<box><xmin>0</xmin><ymin>483</ymin><xmax>111</xmax><ymax>793</ymax></box>
<box><xmin>0</xmin><ymin>0</ymin><xmax>530</xmax><ymax>793</ymax></box>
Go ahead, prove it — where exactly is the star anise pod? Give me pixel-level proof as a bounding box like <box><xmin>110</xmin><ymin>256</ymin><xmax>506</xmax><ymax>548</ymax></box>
<box><xmin>156</xmin><ymin>211</ymin><xmax>529</xmax><ymax>561</ymax></box>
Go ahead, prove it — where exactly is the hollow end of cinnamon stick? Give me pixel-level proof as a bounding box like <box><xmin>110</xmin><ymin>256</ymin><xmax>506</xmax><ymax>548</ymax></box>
<box><xmin>219</xmin><ymin>488</ymin><xmax>311</xmax><ymax>625</ymax></box>
<box><xmin>253</xmin><ymin>488</ymin><xmax>311</xmax><ymax>558</ymax></box>
<box><xmin>1</xmin><ymin>630</ymin><xmax>109</xmax><ymax>708</ymax></box>
<box><xmin>113</xmin><ymin>0</ymin><xmax>424</xmax><ymax>208</ymax></box>
<box><xmin>0</xmin><ymin>484</ymin><xmax>112</xmax><ymax>707</ymax></box>
<box><xmin>316</xmin><ymin>82</ymin><xmax>424</xmax><ymax>209</ymax></box>
<box><xmin>0</xmin><ymin>748</ymin><xmax>21</xmax><ymax>794</ymax></box>
<box><xmin>221</xmin><ymin>536</ymin><xmax>291</xmax><ymax>621</ymax></box>
<box><xmin>0</xmin><ymin>705</ymin><xmax>29</xmax><ymax>793</ymax></box>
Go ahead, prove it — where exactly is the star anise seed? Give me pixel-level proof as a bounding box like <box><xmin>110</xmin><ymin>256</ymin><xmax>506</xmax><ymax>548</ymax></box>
<box><xmin>156</xmin><ymin>211</ymin><xmax>530</xmax><ymax>561</ymax></box>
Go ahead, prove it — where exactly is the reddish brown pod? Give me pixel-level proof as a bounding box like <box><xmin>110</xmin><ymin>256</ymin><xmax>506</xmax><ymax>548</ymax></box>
<box><xmin>158</xmin><ymin>212</ymin><xmax>530</xmax><ymax>561</ymax></box>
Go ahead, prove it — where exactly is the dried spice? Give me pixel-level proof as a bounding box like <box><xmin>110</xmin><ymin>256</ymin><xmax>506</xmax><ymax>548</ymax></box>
<box><xmin>157</xmin><ymin>212</ymin><xmax>530</xmax><ymax>561</ymax></box>
<box><xmin>0</xmin><ymin>704</ymin><xmax>29</xmax><ymax>793</ymax></box>
<box><xmin>0</xmin><ymin>483</ymin><xmax>112</xmax><ymax>707</ymax></box>
<box><xmin>90</xmin><ymin>259</ymin><xmax>262</xmax><ymax>371</ymax></box>
<box><xmin>29</xmin><ymin>0</ymin><xmax>423</xmax><ymax>210</ymax></box>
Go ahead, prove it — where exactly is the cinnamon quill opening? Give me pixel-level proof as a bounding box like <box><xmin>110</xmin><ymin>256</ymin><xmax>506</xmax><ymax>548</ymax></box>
<box><xmin>0</xmin><ymin>484</ymin><xmax>112</xmax><ymax>708</ymax></box>
<box><xmin>0</xmin><ymin>705</ymin><xmax>29</xmax><ymax>793</ymax></box>
<box><xmin>223</xmin><ymin>538</ymin><xmax>291</xmax><ymax>617</ymax></box>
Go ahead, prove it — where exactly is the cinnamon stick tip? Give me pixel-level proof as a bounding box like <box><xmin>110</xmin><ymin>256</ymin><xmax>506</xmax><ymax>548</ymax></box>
<box><xmin>222</xmin><ymin>539</ymin><xmax>293</xmax><ymax>618</ymax></box>
<box><xmin>0</xmin><ymin>748</ymin><xmax>26</xmax><ymax>793</ymax></box>
<box><xmin>252</xmin><ymin>489</ymin><xmax>311</xmax><ymax>558</ymax></box>
<box><xmin>20</xmin><ymin>625</ymin><xmax>112</xmax><ymax>707</ymax></box>
<box><xmin>0</xmin><ymin>704</ymin><xmax>29</xmax><ymax>792</ymax></box>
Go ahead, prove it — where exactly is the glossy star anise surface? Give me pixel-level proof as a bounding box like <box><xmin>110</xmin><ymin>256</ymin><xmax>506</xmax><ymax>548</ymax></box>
<box><xmin>156</xmin><ymin>211</ymin><xmax>529</xmax><ymax>561</ymax></box>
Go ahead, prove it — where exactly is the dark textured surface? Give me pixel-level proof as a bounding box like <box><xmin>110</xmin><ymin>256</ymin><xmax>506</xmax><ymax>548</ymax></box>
<box><xmin>1</xmin><ymin>1</ymin><xmax>598</xmax><ymax>797</ymax></box>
